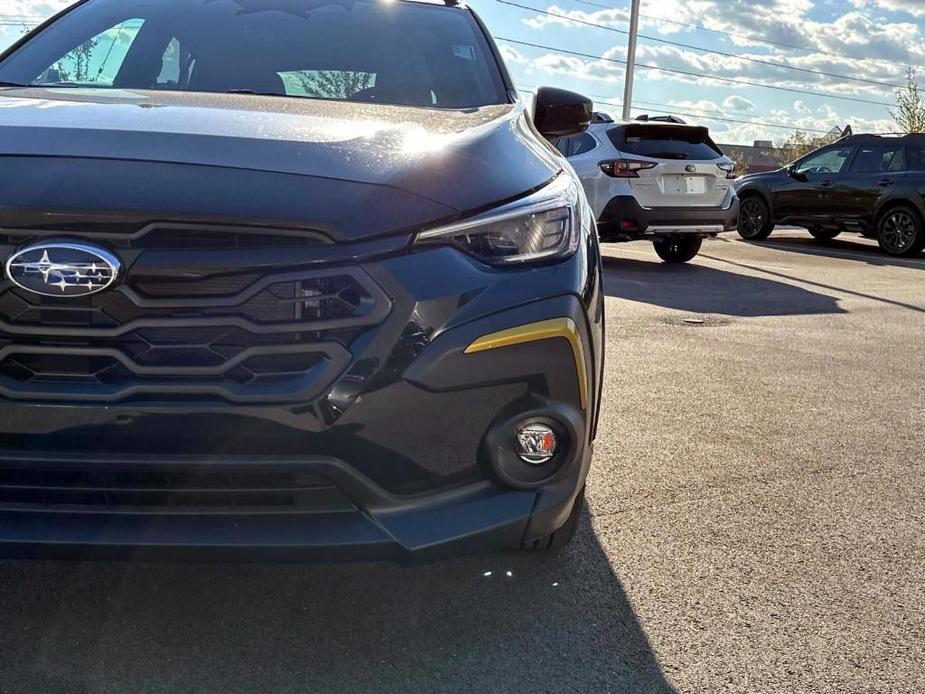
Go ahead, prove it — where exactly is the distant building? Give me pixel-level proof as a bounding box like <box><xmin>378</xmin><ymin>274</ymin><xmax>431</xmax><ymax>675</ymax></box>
<box><xmin>718</xmin><ymin>141</ymin><xmax>782</xmax><ymax>173</ymax></box>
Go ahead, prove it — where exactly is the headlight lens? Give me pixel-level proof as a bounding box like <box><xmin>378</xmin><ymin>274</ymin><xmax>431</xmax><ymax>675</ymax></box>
<box><xmin>414</xmin><ymin>175</ymin><xmax>580</xmax><ymax>265</ymax></box>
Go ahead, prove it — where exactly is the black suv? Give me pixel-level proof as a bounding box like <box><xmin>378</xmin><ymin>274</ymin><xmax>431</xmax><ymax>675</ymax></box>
<box><xmin>0</xmin><ymin>0</ymin><xmax>604</xmax><ymax>562</ymax></box>
<box><xmin>735</xmin><ymin>134</ymin><xmax>925</xmax><ymax>256</ymax></box>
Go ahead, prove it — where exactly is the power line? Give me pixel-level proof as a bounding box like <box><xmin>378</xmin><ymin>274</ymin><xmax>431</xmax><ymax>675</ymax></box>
<box><xmin>517</xmin><ymin>85</ymin><xmax>834</xmax><ymax>133</ymax></box>
<box><xmin>568</xmin><ymin>0</ymin><xmax>921</xmax><ymax>72</ymax></box>
<box><xmin>498</xmin><ymin>0</ymin><xmax>903</xmax><ymax>90</ymax></box>
<box><xmin>95</xmin><ymin>23</ymin><xmax>126</xmax><ymax>80</ymax></box>
<box><xmin>498</xmin><ymin>37</ymin><xmax>896</xmax><ymax>107</ymax></box>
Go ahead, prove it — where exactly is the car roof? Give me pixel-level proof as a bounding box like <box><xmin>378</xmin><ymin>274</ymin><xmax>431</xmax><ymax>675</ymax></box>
<box><xmin>588</xmin><ymin>120</ymin><xmax>710</xmax><ymax>134</ymax></box>
<box><xmin>840</xmin><ymin>133</ymin><xmax>925</xmax><ymax>144</ymax></box>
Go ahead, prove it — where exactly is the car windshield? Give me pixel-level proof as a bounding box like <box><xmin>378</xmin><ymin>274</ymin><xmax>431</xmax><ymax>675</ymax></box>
<box><xmin>0</xmin><ymin>0</ymin><xmax>507</xmax><ymax>109</ymax></box>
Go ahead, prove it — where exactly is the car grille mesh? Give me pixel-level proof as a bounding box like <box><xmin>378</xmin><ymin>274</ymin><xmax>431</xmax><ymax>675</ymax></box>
<box><xmin>0</xmin><ymin>463</ymin><xmax>356</xmax><ymax>514</ymax></box>
<box><xmin>0</xmin><ymin>231</ymin><xmax>391</xmax><ymax>403</ymax></box>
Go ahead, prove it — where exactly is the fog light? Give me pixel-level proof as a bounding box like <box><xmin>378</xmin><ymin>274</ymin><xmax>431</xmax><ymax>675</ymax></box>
<box><xmin>516</xmin><ymin>424</ymin><xmax>557</xmax><ymax>464</ymax></box>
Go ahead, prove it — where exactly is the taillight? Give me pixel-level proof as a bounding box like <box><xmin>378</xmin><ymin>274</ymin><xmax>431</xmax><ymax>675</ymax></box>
<box><xmin>717</xmin><ymin>162</ymin><xmax>736</xmax><ymax>180</ymax></box>
<box><xmin>599</xmin><ymin>159</ymin><xmax>658</xmax><ymax>178</ymax></box>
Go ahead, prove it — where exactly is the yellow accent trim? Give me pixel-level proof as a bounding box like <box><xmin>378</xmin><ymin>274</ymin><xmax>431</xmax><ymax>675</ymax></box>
<box><xmin>464</xmin><ymin>317</ymin><xmax>588</xmax><ymax>410</ymax></box>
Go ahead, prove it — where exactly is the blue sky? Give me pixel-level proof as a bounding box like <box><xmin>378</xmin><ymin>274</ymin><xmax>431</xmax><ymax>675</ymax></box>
<box><xmin>2</xmin><ymin>0</ymin><xmax>922</xmax><ymax>144</ymax></box>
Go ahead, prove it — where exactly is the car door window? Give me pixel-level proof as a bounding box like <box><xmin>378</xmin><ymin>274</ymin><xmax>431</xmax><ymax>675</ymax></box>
<box><xmin>569</xmin><ymin>133</ymin><xmax>598</xmax><ymax>157</ymax></box>
<box><xmin>849</xmin><ymin>145</ymin><xmax>905</xmax><ymax>174</ymax></box>
<box><xmin>794</xmin><ymin>147</ymin><xmax>854</xmax><ymax>175</ymax></box>
<box><xmin>906</xmin><ymin>146</ymin><xmax>925</xmax><ymax>171</ymax></box>
<box><xmin>157</xmin><ymin>37</ymin><xmax>182</xmax><ymax>87</ymax></box>
<box><xmin>35</xmin><ymin>19</ymin><xmax>145</xmax><ymax>86</ymax></box>
<box><xmin>888</xmin><ymin>147</ymin><xmax>907</xmax><ymax>171</ymax></box>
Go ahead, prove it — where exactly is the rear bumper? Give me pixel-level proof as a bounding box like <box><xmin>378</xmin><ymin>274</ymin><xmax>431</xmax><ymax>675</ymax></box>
<box><xmin>598</xmin><ymin>195</ymin><xmax>739</xmax><ymax>241</ymax></box>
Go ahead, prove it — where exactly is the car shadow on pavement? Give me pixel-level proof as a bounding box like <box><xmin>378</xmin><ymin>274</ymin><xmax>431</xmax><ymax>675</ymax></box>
<box><xmin>602</xmin><ymin>255</ymin><xmax>845</xmax><ymax>317</ymax></box>
<box><xmin>0</xmin><ymin>511</ymin><xmax>676</xmax><ymax>693</ymax></box>
<box><xmin>748</xmin><ymin>236</ymin><xmax>925</xmax><ymax>268</ymax></box>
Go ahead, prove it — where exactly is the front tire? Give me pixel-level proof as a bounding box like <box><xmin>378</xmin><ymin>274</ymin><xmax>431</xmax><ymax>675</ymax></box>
<box><xmin>738</xmin><ymin>196</ymin><xmax>773</xmax><ymax>240</ymax></box>
<box><xmin>653</xmin><ymin>236</ymin><xmax>702</xmax><ymax>263</ymax></box>
<box><xmin>808</xmin><ymin>227</ymin><xmax>841</xmax><ymax>240</ymax></box>
<box><xmin>877</xmin><ymin>206</ymin><xmax>924</xmax><ymax>256</ymax></box>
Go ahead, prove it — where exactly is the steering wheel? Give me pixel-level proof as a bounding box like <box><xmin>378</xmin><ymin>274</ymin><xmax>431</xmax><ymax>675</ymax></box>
<box><xmin>348</xmin><ymin>87</ymin><xmax>379</xmax><ymax>102</ymax></box>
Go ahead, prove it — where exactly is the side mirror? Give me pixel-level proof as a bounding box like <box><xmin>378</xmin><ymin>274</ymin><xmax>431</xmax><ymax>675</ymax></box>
<box><xmin>533</xmin><ymin>86</ymin><xmax>593</xmax><ymax>139</ymax></box>
<box><xmin>788</xmin><ymin>166</ymin><xmax>808</xmax><ymax>182</ymax></box>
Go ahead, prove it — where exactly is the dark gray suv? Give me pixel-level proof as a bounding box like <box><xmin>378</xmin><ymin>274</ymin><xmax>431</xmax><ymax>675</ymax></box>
<box><xmin>0</xmin><ymin>0</ymin><xmax>604</xmax><ymax>562</ymax></box>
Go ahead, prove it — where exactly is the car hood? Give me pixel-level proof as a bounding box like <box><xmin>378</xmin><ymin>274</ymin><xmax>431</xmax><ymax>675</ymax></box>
<box><xmin>735</xmin><ymin>168</ymin><xmax>785</xmax><ymax>187</ymax></box>
<box><xmin>0</xmin><ymin>88</ymin><xmax>560</xmax><ymax>238</ymax></box>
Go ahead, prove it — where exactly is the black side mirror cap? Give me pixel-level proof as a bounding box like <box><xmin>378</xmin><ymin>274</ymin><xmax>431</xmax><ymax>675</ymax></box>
<box><xmin>533</xmin><ymin>87</ymin><xmax>593</xmax><ymax>139</ymax></box>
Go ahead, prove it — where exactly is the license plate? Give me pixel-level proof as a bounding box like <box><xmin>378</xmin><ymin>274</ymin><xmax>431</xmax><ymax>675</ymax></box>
<box><xmin>664</xmin><ymin>175</ymin><xmax>706</xmax><ymax>195</ymax></box>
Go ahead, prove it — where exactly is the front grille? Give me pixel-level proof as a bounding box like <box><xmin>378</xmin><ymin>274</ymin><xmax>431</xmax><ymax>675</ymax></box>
<box><xmin>0</xmin><ymin>464</ymin><xmax>356</xmax><ymax>514</ymax></box>
<box><xmin>0</xmin><ymin>230</ymin><xmax>392</xmax><ymax>403</ymax></box>
<box><xmin>0</xmin><ymin>222</ymin><xmax>329</xmax><ymax>251</ymax></box>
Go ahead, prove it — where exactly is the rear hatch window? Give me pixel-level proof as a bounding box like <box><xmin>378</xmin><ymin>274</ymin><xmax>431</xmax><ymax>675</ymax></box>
<box><xmin>609</xmin><ymin>125</ymin><xmax>722</xmax><ymax>160</ymax></box>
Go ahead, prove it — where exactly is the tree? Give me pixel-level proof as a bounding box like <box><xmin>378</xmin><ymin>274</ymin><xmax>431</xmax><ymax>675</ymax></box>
<box><xmin>296</xmin><ymin>71</ymin><xmax>375</xmax><ymax>100</ymax></box>
<box><xmin>892</xmin><ymin>68</ymin><xmax>925</xmax><ymax>134</ymax></box>
<box><xmin>52</xmin><ymin>38</ymin><xmax>101</xmax><ymax>83</ymax></box>
<box><xmin>727</xmin><ymin>148</ymin><xmax>752</xmax><ymax>176</ymax></box>
<box><xmin>765</xmin><ymin>131</ymin><xmax>820</xmax><ymax>167</ymax></box>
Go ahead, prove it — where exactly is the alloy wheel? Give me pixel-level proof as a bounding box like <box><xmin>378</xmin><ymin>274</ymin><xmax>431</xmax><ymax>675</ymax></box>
<box><xmin>880</xmin><ymin>210</ymin><xmax>917</xmax><ymax>254</ymax></box>
<box><xmin>739</xmin><ymin>199</ymin><xmax>765</xmax><ymax>238</ymax></box>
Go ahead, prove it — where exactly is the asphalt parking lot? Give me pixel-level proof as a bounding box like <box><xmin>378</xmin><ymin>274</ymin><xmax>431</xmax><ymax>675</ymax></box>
<box><xmin>0</xmin><ymin>230</ymin><xmax>922</xmax><ymax>693</ymax></box>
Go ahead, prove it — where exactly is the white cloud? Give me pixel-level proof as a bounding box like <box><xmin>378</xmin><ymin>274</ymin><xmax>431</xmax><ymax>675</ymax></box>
<box><xmin>854</xmin><ymin>0</ymin><xmax>925</xmax><ymax>19</ymax></box>
<box><xmin>521</xmin><ymin>0</ymin><xmax>922</xmax><ymax>80</ymax></box>
<box><xmin>693</xmin><ymin>104</ymin><xmax>892</xmax><ymax>146</ymax></box>
<box><xmin>670</xmin><ymin>99</ymin><xmax>724</xmax><ymax>113</ymax></box>
<box><xmin>533</xmin><ymin>53</ymin><xmax>624</xmax><ymax>82</ymax></box>
<box><xmin>569</xmin><ymin>40</ymin><xmax>901</xmax><ymax>97</ymax></box>
<box><xmin>2</xmin><ymin>1</ymin><xmax>71</xmax><ymax>19</ymax></box>
<box><xmin>499</xmin><ymin>45</ymin><xmax>528</xmax><ymax>65</ymax></box>
<box><xmin>0</xmin><ymin>1</ymin><xmax>81</xmax><ymax>52</ymax></box>
<box><xmin>723</xmin><ymin>95</ymin><xmax>755</xmax><ymax>111</ymax></box>
<box><xmin>521</xmin><ymin>5</ymin><xmax>629</xmax><ymax>31</ymax></box>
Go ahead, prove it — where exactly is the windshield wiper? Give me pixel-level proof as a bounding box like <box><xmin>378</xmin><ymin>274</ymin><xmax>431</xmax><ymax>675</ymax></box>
<box><xmin>225</xmin><ymin>89</ymin><xmax>290</xmax><ymax>97</ymax></box>
<box><xmin>0</xmin><ymin>81</ymin><xmax>29</xmax><ymax>87</ymax></box>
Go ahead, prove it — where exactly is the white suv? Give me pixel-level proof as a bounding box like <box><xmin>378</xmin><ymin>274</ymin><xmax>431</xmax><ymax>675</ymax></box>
<box><xmin>553</xmin><ymin>115</ymin><xmax>739</xmax><ymax>262</ymax></box>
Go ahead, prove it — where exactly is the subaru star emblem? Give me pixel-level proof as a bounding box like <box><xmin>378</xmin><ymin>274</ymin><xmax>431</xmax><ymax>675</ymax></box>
<box><xmin>5</xmin><ymin>242</ymin><xmax>121</xmax><ymax>297</ymax></box>
<box><xmin>685</xmin><ymin>164</ymin><xmax>696</xmax><ymax>173</ymax></box>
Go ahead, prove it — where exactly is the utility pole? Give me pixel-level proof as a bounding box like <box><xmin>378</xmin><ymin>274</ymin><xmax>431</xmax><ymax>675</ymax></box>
<box><xmin>621</xmin><ymin>0</ymin><xmax>640</xmax><ymax>121</ymax></box>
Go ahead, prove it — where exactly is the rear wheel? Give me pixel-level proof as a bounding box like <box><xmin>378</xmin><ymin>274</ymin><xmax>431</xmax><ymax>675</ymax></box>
<box><xmin>653</xmin><ymin>236</ymin><xmax>702</xmax><ymax>263</ymax></box>
<box><xmin>877</xmin><ymin>206</ymin><xmax>924</xmax><ymax>256</ymax></box>
<box><xmin>808</xmin><ymin>227</ymin><xmax>841</xmax><ymax>240</ymax></box>
<box><xmin>737</xmin><ymin>196</ymin><xmax>773</xmax><ymax>240</ymax></box>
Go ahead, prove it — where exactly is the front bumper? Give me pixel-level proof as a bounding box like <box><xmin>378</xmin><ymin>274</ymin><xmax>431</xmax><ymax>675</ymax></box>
<box><xmin>598</xmin><ymin>195</ymin><xmax>739</xmax><ymax>241</ymax></box>
<box><xmin>0</xmin><ymin>256</ymin><xmax>602</xmax><ymax>562</ymax></box>
<box><xmin>0</xmin><ymin>447</ymin><xmax>592</xmax><ymax>563</ymax></box>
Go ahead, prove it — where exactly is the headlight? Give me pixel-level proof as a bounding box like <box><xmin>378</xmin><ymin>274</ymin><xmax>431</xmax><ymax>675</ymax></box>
<box><xmin>414</xmin><ymin>175</ymin><xmax>580</xmax><ymax>265</ymax></box>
